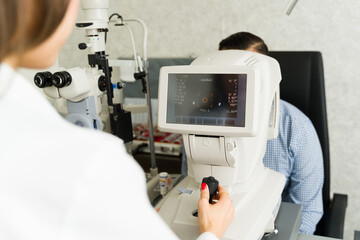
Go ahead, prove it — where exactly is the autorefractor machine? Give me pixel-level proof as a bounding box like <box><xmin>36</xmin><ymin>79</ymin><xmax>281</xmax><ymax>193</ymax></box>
<box><xmin>156</xmin><ymin>50</ymin><xmax>286</xmax><ymax>240</ymax></box>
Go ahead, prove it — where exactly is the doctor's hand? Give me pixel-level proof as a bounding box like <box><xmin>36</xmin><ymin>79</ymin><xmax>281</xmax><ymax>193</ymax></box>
<box><xmin>198</xmin><ymin>183</ymin><xmax>234</xmax><ymax>239</ymax></box>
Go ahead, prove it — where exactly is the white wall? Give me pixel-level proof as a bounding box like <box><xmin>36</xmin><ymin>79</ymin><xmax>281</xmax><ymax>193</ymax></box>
<box><xmin>59</xmin><ymin>0</ymin><xmax>360</xmax><ymax>239</ymax></box>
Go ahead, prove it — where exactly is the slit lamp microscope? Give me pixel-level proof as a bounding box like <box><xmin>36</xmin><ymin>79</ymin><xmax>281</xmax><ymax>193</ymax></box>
<box><xmin>33</xmin><ymin>0</ymin><xmax>155</xmax><ymax>155</ymax></box>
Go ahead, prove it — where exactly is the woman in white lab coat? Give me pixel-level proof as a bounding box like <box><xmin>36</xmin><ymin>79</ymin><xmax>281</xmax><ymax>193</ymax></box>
<box><xmin>0</xmin><ymin>0</ymin><xmax>234</xmax><ymax>239</ymax></box>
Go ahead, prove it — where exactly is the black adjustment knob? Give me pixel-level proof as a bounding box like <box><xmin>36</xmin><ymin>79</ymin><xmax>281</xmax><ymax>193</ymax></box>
<box><xmin>202</xmin><ymin>176</ymin><xmax>219</xmax><ymax>204</ymax></box>
<box><xmin>117</xmin><ymin>82</ymin><xmax>126</xmax><ymax>89</ymax></box>
<box><xmin>52</xmin><ymin>71</ymin><xmax>72</xmax><ymax>88</ymax></box>
<box><xmin>34</xmin><ymin>71</ymin><xmax>53</xmax><ymax>88</ymax></box>
<box><xmin>98</xmin><ymin>75</ymin><xmax>107</xmax><ymax>92</ymax></box>
<box><xmin>78</xmin><ymin>43</ymin><xmax>87</xmax><ymax>50</ymax></box>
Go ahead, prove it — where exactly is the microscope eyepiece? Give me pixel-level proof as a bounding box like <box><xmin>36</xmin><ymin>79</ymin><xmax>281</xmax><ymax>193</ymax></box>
<box><xmin>34</xmin><ymin>71</ymin><xmax>53</xmax><ymax>88</ymax></box>
<box><xmin>52</xmin><ymin>71</ymin><xmax>72</xmax><ymax>88</ymax></box>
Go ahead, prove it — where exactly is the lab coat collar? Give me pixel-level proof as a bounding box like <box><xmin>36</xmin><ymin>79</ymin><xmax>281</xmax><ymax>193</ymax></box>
<box><xmin>0</xmin><ymin>63</ymin><xmax>16</xmax><ymax>99</ymax></box>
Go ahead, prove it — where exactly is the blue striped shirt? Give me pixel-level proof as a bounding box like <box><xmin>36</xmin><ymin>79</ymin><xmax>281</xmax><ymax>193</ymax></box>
<box><xmin>181</xmin><ymin>100</ymin><xmax>324</xmax><ymax>234</ymax></box>
<box><xmin>263</xmin><ymin>100</ymin><xmax>324</xmax><ymax>234</ymax></box>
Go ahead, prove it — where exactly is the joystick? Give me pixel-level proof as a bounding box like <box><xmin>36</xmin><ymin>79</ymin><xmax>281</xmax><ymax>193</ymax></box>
<box><xmin>202</xmin><ymin>176</ymin><xmax>219</xmax><ymax>204</ymax></box>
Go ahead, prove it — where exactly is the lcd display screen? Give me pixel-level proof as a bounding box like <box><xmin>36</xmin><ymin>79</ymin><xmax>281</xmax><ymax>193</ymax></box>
<box><xmin>166</xmin><ymin>73</ymin><xmax>247</xmax><ymax>127</ymax></box>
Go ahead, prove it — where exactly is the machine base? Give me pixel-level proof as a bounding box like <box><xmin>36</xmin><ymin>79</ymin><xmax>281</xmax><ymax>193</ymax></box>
<box><xmin>156</xmin><ymin>168</ymin><xmax>285</xmax><ymax>240</ymax></box>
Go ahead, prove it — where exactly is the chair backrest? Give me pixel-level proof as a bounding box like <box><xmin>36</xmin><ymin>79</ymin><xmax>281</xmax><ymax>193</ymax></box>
<box><xmin>268</xmin><ymin>51</ymin><xmax>330</xmax><ymax>210</ymax></box>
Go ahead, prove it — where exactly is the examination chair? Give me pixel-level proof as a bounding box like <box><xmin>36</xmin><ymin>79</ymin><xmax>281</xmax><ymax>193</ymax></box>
<box><xmin>269</xmin><ymin>51</ymin><xmax>348</xmax><ymax>239</ymax></box>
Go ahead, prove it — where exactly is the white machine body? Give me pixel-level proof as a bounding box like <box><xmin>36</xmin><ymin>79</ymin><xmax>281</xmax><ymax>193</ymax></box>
<box><xmin>35</xmin><ymin>0</ymin><xmax>138</xmax><ymax>135</ymax></box>
<box><xmin>77</xmin><ymin>0</ymin><xmax>109</xmax><ymax>53</ymax></box>
<box><xmin>157</xmin><ymin>50</ymin><xmax>285</xmax><ymax>240</ymax></box>
<box><xmin>42</xmin><ymin>68</ymin><xmax>104</xmax><ymax>112</ymax></box>
<box><xmin>38</xmin><ymin>0</ymin><xmax>111</xmax><ymax>130</ymax></box>
<box><xmin>40</xmin><ymin>67</ymin><xmax>105</xmax><ymax>130</ymax></box>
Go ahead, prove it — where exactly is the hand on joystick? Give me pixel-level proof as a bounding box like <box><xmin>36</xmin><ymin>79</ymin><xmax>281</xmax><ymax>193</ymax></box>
<box><xmin>201</xmin><ymin>176</ymin><xmax>219</xmax><ymax>204</ymax></box>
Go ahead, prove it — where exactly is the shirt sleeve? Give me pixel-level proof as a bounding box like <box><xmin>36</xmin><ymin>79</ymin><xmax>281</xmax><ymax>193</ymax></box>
<box><xmin>288</xmin><ymin>119</ymin><xmax>324</xmax><ymax>234</ymax></box>
<box><xmin>65</xmin><ymin>140</ymin><xmax>181</xmax><ymax>240</ymax></box>
<box><xmin>196</xmin><ymin>232</ymin><xmax>219</xmax><ymax>240</ymax></box>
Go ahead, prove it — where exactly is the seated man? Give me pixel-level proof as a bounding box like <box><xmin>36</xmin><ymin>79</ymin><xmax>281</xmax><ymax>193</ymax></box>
<box><xmin>182</xmin><ymin>32</ymin><xmax>324</xmax><ymax>235</ymax></box>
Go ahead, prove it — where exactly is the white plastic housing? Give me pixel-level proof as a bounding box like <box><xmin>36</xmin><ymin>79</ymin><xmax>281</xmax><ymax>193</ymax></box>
<box><xmin>109</xmin><ymin>59</ymin><xmax>136</xmax><ymax>82</ymax></box>
<box><xmin>77</xmin><ymin>0</ymin><xmax>109</xmax><ymax>53</ymax></box>
<box><xmin>78</xmin><ymin>0</ymin><xmax>109</xmax><ymax>29</ymax></box>
<box><xmin>158</xmin><ymin>50</ymin><xmax>282</xmax><ymax>187</ymax></box>
<box><xmin>84</xmin><ymin>29</ymin><xmax>106</xmax><ymax>53</ymax></box>
<box><xmin>58</xmin><ymin>67</ymin><xmax>91</xmax><ymax>102</ymax></box>
<box><xmin>43</xmin><ymin>86</ymin><xmax>60</xmax><ymax>99</ymax></box>
<box><xmin>156</xmin><ymin>50</ymin><xmax>285</xmax><ymax>240</ymax></box>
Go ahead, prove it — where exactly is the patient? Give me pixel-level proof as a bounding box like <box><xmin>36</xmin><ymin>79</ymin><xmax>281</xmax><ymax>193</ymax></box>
<box><xmin>182</xmin><ymin>32</ymin><xmax>324</xmax><ymax>235</ymax></box>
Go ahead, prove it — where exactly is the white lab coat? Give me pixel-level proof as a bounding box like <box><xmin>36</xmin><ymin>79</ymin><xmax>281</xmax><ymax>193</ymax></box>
<box><xmin>0</xmin><ymin>63</ymin><xmax>217</xmax><ymax>240</ymax></box>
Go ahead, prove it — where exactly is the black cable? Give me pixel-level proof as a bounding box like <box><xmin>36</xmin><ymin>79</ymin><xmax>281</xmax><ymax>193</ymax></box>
<box><xmin>109</xmin><ymin>13</ymin><xmax>122</xmax><ymax>21</ymax></box>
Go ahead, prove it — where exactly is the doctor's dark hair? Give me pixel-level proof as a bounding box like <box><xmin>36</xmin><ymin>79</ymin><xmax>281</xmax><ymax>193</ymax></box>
<box><xmin>0</xmin><ymin>0</ymin><xmax>71</xmax><ymax>62</ymax></box>
<box><xmin>219</xmin><ymin>32</ymin><xmax>269</xmax><ymax>55</ymax></box>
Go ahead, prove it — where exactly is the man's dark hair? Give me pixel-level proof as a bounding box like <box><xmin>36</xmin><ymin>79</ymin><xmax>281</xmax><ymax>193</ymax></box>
<box><xmin>219</xmin><ymin>32</ymin><xmax>269</xmax><ymax>55</ymax></box>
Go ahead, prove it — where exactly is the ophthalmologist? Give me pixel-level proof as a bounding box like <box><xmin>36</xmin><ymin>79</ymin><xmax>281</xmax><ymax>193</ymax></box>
<box><xmin>0</xmin><ymin>0</ymin><xmax>234</xmax><ymax>239</ymax></box>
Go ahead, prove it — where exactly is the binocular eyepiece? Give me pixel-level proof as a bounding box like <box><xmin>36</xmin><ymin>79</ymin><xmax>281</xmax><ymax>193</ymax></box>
<box><xmin>34</xmin><ymin>71</ymin><xmax>72</xmax><ymax>88</ymax></box>
<box><xmin>52</xmin><ymin>71</ymin><xmax>72</xmax><ymax>88</ymax></box>
<box><xmin>34</xmin><ymin>71</ymin><xmax>52</xmax><ymax>88</ymax></box>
